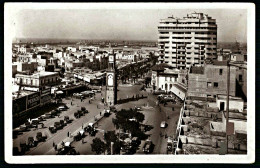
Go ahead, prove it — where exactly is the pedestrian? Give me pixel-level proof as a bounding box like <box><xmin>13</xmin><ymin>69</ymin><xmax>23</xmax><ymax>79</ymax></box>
<box><xmin>67</xmin><ymin>131</ymin><xmax>69</xmax><ymax>137</ymax></box>
<box><xmin>71</xmin><ymin>101</ymin><xmax>73</xmax><ymax>105</ymax></box>
<box><xmin>82</xmin><ymin>138</ymin><xmax>84</xmax><ymax>144</ymax></box>
<box><xmin>82</xmin><ymin>123</ymin><xmax>83</xmax><ymax>129</ymax></box>
<box><xmin>53</xmin><ymin>141</ymin><xmax>55</xmax><ymax>147</ymax></box>
<box><xmin>100</xmin><ymin>112</ymin><xmax>101</xmax><ymax>116</ymax></box>
<box><xmin>54</xmin><ymin>144</ymin><xmax>57</xmax><ymax>151</ymax></box>
<box><xmin>89</xmin><ymin>100</ymin><xmax>91</xmax><ymax>104</ymax></box>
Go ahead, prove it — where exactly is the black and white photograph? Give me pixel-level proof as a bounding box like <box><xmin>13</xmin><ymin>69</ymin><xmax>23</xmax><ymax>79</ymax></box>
<box><xmin>4</xmin><ymin>3</ymin><xmax>255</xmax><ymax>163</ymax></box>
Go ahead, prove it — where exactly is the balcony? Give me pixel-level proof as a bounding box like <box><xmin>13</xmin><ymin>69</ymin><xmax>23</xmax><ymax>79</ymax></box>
<box><xmin>178</xmin><ymin>64</ymin><xmax>186</xmax><ymax>67</ymax></box>
<box><xmin>177</xmin><ymin>48</ymin><xmax>186</xmax><ymax>52</ymax></box>
<box><xmin>194</xmin><ymin>34</ymin><xmax>217</xmax><ymax>38</ymax></box>
<box><xmin>158</xmin><ymin>39</ymin><xmax>170</xmax><ymax>43</ymax></box>
<box><xmin>178</xmin><ymin>59</ymin><xmax>186</xmax><ymax>62</ymax></box>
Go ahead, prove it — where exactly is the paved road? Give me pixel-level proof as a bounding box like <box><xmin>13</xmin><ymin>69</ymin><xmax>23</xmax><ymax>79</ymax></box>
<box><xmin>72</xmin><ymin>113</ymin><xmax>116</xmax><ymax>155</ymax></box>
<box><xmin>13</xmin><ymin>89</ymin><xmax>107</xmax><ymax>155</ymax></box>
<box><xmin>13</xmin><ymin>84</ymin><xmax>182</xmax><ymax>155</ymax></box>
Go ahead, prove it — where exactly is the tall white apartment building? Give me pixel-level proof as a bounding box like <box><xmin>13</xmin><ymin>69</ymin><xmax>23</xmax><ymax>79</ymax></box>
<box><xmin>158</xmin><ymin>12</ymin><xmax>217</xmax><ymax>69</ymax></box>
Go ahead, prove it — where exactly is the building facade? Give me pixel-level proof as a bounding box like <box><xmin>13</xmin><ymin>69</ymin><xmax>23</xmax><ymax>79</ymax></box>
<box><xmin>15</xmin><ymin>71</ymin><xmax>60</xmax><ymax>88</ymax></box>
<box><xmin>187</xmin><ymin>61</ymin><xmax>236</xmax><ymax>98</ymax></box>
<box><xmin>158</xmin><ymin>12</ymin><xmax>217</xmax><ymax>69</ymax></box>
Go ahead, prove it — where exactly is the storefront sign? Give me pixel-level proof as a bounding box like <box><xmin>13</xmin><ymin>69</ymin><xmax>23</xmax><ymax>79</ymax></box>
<box><xmin>27</xmin><ymin>92</ymin><xmax>40</xmax><ymax>108</ymax></box>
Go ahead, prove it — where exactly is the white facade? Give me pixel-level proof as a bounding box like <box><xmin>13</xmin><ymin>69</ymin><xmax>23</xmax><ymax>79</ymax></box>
<box><xmin>216</xmin><ymin>95</ymin><xmax>244</xmax><ymax>112</ymax></box>
<box><xmin>158</xmin><ymin>12</ymin><xmax>217</xmax><ymax>69</ymax></box>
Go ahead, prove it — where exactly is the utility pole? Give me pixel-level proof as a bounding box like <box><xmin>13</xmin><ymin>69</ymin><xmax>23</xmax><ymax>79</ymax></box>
<box><xmin>226</xmin><ymin>54</ymin><xmax>230</xmax><ymax>154</ymax></box>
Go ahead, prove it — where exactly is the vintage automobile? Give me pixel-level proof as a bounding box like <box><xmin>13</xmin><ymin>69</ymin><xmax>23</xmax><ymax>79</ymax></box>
<box><xmin>54</xmin><ymin>122</ymin><xmax>62</xmax><ymax>130</ymax></box>
<box><xmin>49</xmin><ymin>126</ymin><xmax>56</xmax><ymax>134</ymax></box>
<box><xmin>85</xmin><ymin>123</ymin><xmax>96</xmax><ymax>136</ymax></box>
<box><xmin>27</xmin><ymin>136</ymin><xmax>37</xmax><ymax>148</ymax></box>
<box><xmin>64</xmin><ymin>116</ymin><xmax>71</xmax><ymax>124</ymax></box>
<box><xmin>58</xmin><ymin>105</ymin><xmax>69</xmax><ymax>111</ymax></box>
<box><xmin>57</xmin><ymin>142</ymin><xmax>78</xmax><ymax>155</ymax></box>
<box><xmin>36</xmin><ymin>132</ymin><xmax>47</xmax><ymax>142</ymax></box>
<box><xmin>143</xmin><ymin>139</ymin><xmax>154</xmax><ymax>154</ymax></box>
<box><xmin>160</xmin><ymin>121</ymin><xmax>168</xmax><ymax>128</ymax></box>
<box><xmin>167</xmin><ymin>137</ymin><xmax>177</xmax><ymax>153</ymax></box>
<box><xmin>104</xmin><ymin>109</ymin><xmax>111</xmax><ymax>117</ymax></box>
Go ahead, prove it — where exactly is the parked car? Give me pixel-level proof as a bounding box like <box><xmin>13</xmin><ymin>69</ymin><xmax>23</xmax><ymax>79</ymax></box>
<box><xmin>54</xmin><ymin>122</ymin><xmax>62</xmax><ymax>130</ymax></box>
<box><xmin>92</xmin><ymin>89</ymin><xmax>101</xmax><ymax>93</ymax></box>
<box><xmin>73</xmin><ymin>93</ymin><xmax>84</xmax><ymax>99</ymax></box>
<box><xmin>160</xmin><ymin>121</ymin><xmax>167</xmax><ymax>128</ymax></box>
<box><xmin>143</xmin><ymin>140</ymin><xmax>154</xmax><ymax>153</ymax></box>
<box><xmin>36</xmin><ymin>132</ymin><xmax>47</xmax><ymax>142</ymax></box>
<box><xmin>81</xmin><ymin>91</ymin><xmax>95</xmax><ymax>97</ymax></box>
<box><xmin>49</xmin><ymin>126</ymin><xmax>56</xmax><ymax>133</ymax></box>
<box><xmin>104</xmin><ymin>109</ymin><xmax>111</xmax><ymax>117</ymax></box>
<box><xmin>58</xmin><ymin>105</ymin><xmax>69</xmax><ymax>111</ymax></box>
<box><xmin>64</xmin><ymin>116</ymin><xmax>71</xmax><ymax>124</ymax></box>
<box><xmin>27</xmin><ymin>137</ymin><xmax>36</xmax><ymax>148</ymax></box>
<box><xmin>167</xmin><ymin>137</ymin><xmax>177</xmax><ymax>153</ymax></box>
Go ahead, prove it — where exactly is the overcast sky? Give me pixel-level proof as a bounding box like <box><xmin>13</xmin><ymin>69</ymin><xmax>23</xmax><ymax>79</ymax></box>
<box><xmin>13</xmin><ymin>8</ymin><xmax>247</xmax><ymax>42</ymax></box>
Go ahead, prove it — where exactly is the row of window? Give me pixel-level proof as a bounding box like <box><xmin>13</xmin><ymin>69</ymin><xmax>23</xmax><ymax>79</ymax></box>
<box><xmin>158</xmin><ymin>26</ymin><xmax>217</xmax><ymax>30</ymax></box>
<box><xmin>195</xmin><ymin>37</ymin><xmax>217</xmax><ymax>40</ymax></box>
<box><xmin>162</xmin><ymin>22</ymin><xmax>216</xmax><ymax>25</ymax></box>
<box><xmin>172</xmin><ymin>37</ymin><xmax>192</xmax><ymax>39</ymax></box>
<box><xmin>207</xmin><ymin>82</ymin><xmax>218</xmax><ymax>88</ymax></box>
<box><xmin>195</xmin><ymin>32</ymin><xmax>217</xmax><ymax>35</ymax></box>
<box><xmin>195</xmin><ymin>42</ymin><xmax>217</xmax><ymax>45</ymax></box>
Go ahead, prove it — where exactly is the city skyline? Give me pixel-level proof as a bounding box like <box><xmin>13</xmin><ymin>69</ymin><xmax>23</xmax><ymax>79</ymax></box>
<box><xmin>13</xmin><ymin>8</ymin><xmax>247</xmax><ymax>43</ymax></box>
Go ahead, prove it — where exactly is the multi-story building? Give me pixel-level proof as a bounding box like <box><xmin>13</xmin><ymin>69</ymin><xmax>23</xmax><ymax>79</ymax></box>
<box><xmin>158</xmin><ymin>12</ymin><xmax>217</xmax><ymax>69</ymax></box>
<box><xmin>187</xmin><ymin>61</ymin><xmax>236</xmax><ymax>99</ymax></box>
<box><xmin>15</xmin><ymin>71</ymin><xmax>60</xmax><ymax>88</ymax></box>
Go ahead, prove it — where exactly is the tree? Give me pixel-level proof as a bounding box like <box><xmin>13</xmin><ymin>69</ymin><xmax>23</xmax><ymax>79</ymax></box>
<box><xmin>104</xmin><ymin>131</ymin><xmax>121</xmax><ymax>154</ymax></box>
<box><xmin>91</xmin><ymin>138</ymin><xmax>106</xmax><ymax>154</ymax></box>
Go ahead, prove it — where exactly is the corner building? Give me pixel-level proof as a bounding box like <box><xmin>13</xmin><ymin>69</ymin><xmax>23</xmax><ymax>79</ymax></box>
<box><xmin>158</xmin><ymin>13</ymin><xmax>217</xmax><ymax>69</ymax></box>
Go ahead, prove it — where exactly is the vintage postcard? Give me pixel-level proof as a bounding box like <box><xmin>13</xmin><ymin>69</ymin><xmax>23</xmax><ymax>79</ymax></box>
<box><xmin>4</xmin><ymin>2</ymin><xmax>255</xmax><ymax>163</ymax></box>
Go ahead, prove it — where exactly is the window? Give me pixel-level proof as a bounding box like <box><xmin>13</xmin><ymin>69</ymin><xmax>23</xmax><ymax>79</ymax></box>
<box><xmin>239</xmin><ymin>74</ymin><xmax>243</xmax><ymax>81</ymax></box>
<box><xmin>214</xmin><ymin>82</ymin><xmax>218</xmax><ymax>88</ymax></box>
<box><xmin>219</xmin><ymin>69</ymin><xmax>223</xmax><ymax>75</ymax></box>
<box><xmin>207</xmin><ymin>82</ymin><xmax>212</xmax><ymax>88</ymax></box>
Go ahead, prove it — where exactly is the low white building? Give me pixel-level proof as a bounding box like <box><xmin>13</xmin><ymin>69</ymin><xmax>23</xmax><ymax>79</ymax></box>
<box><xmin>216</xmin><ymin>95</ymin><xmax>244</xmax><ymax>112</ymax></box>
<box><xmin>151</xmin><ymin>64</ymin><xmax>187</xmax><ymax>100</ymax></box>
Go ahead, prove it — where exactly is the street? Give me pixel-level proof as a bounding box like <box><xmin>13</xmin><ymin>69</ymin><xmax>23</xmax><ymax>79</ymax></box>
<box><xmin>13</xmin><ymin>83</ymin><xmax>182</xmax><ymax>155</ymax></box>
